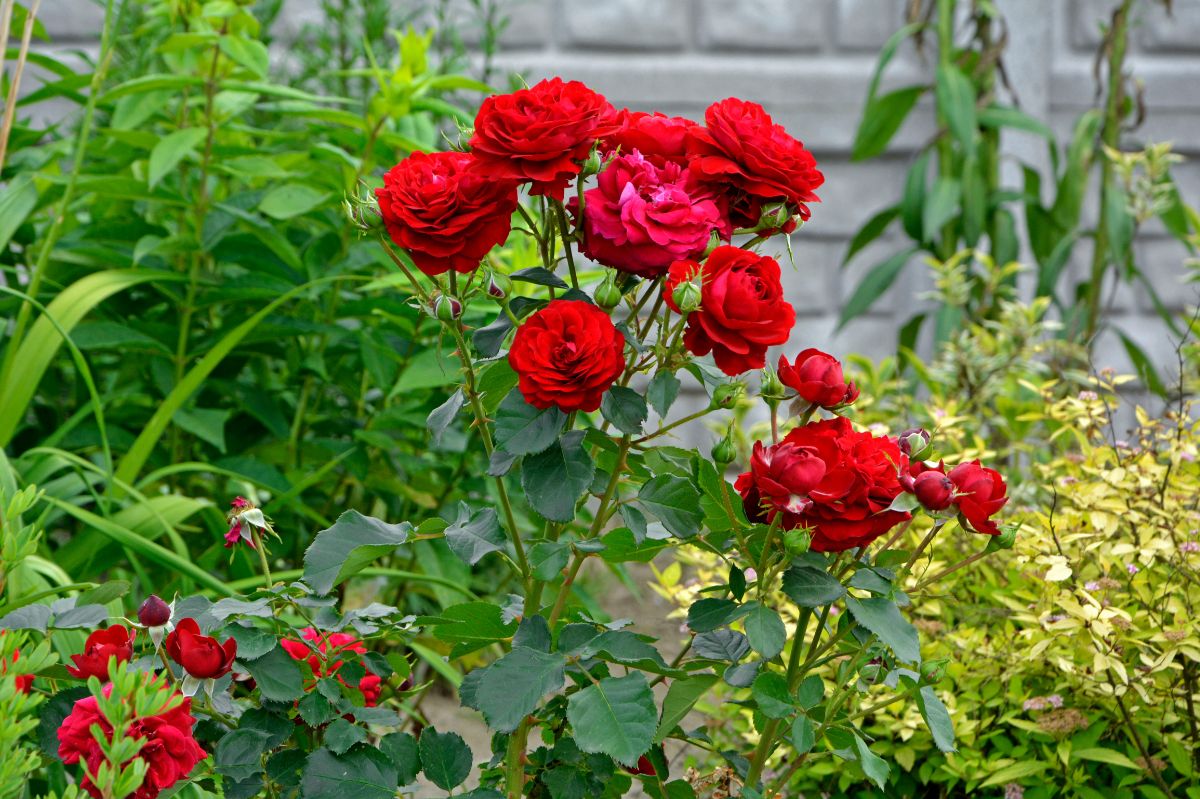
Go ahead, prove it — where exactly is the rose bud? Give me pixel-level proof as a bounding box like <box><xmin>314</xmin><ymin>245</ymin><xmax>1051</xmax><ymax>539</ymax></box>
<box><xmin>777</xmin><ymin>349</ymin><xmax>859</xmax><ymax>409</ymax></box>
<box><xmin>166</xmin><ymin>618</ymin><xmax>237</xmax><ymax>690</ymax></box>
<box><xmin>922</xmin><ymin>658</ymin><xmax>949</xmax><ymax>683</ymax></box>
<box><xmin>581</xmin><ymin>145</ymin><xmax>605</xmax><ymax>177</ymax></box>
<box><xmin>711</xmin><ymin>430</ymin><xmax>736</xmax><ymax>466</ymax></box>
<box><xmin>783</xmin><ymin>527</ymin><xmax>811</xmax><ymax>555</ymax></box>
<box><xmin>948</xmin><ymin>460</ymin><xmax>1008</xmax><ymax>535</ymax></box>
<box><xmin>433</xmin><ymin>294</ymin><xmax>463</xmax><ymax>322</ymax></box>
<box><xmin>912</xmin><ymin>470</ymin><xmax>954</xmax><ymax>512</ymax></box>
<box><xmin>138</xmin><ymin>595</ymin><xmax>172</xmax><ymax>628</ymax></box>
<box><xmin>66</xmin><ymin>626</ymin><xmax>135</xmax><ymax>681</ymax></box>
<box><xmin>710</xmin><ymin>382</ymin><xmax>744</xmax><ymax>410</ymax></box>
<box><xmin>594</xmin><ymin>274</ymin><xmax>623</xmax><ymax>309</ymax></box>
<box><xmin>759</xmin><ymin>367</ymin><xmax>785</xmax><ymax>404</ymax></box>
<box><xmin>487</xmin><ymin>271</ymin><xmax>512</xmax><ymax>300</ymax></box>
<box><xmin>670</xmin><ymin>278</ymin><xmax>702</xmax><ymax>314</ymax></box>
<box><xmin>897</xmin><ymin>427</ymin><xmax>932</xmax><ymax>459</ymax></box>
<box><xmin>986</xmin><ymin>526</ymin><xmax>1017</xmax><ymax>552</ymax></box>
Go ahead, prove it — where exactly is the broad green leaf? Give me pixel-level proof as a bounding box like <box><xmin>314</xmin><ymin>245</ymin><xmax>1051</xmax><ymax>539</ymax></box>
<box><xmin>752</xmin><ymin>672</ymin><xmax>794</xmax><ymax>719</ymax></box>
<box><xmin>427</xmin><ymin>389</ymin><xmax>465</xmax><ymax>448</ymax></box>
<box><xmin>260</xmin><ymin>183</ymin><xmax>328</xmax><ymax>220</ymax></box>
<box><xmin>529</xmin><ymin>540</ymin><xmax>571</xmax><ymax>581</ymax></box>
<box><xmin>429</xmin><ymin>601</ymin><xmax>517</xmax><ymax>658</ymax></box>
<box><xmin>935</xmin><ymin>63</ymin><xmax>977</xmax><ymax>153</ymax></box>
<box><xmin>494</xmin><ymin>392</ymin><xmax>565</xmax><ymax>456</ymax></box>
<box><xmin>922</xmin><ymin>177</ymin><xmax>961</xmax><ymax>243</ymax></box>
<box><xmin>654</xmin><ymin>673</ymin><xmax>719</xmax><ymax>743</ymax></box>
<box><xmin>693</xmin><ymin>630</ymin><xmax>750</xmax><ymax>662</ymax></box>
<box><xmin>148</xmin><ymin>127</ymin><xmax>207</xmax><ymax>189</ymax></box>
<box><xmin>1071</xmin><ymin>747</ymin><xmax>1141</xmax><ymax>770</ymax></box>
<box><xmin>781</xmin><ymin>565</ymin><xmax>846</xmax><ymax>607</ymax></box>
<box><xmin>791</xmin><ymin>715</ymin><xmax>815</xmax><ymax>754</ymax></box>
<box><xmin>583</xmin><ymin>630</ymin><xmax>675</xmax><ymax>674</ymax></box>
<box><xmin>215</xmin><ymin>729</ymin><xmax>275</xmax><ymax>783</ymax></box>
<box><xmin>521</xmin><ymin>431</ymin><xmax>594</xmax><ymax>523</ymax></box>
<box><xmin>900</xmin><ymin>150</ymin><xmax>930</xmax><ymax>240</ymax></box>
<box><xmin>418</xmin><ymin>728</ymin><xmax>472</xmax><ymax>791</ymax></box>
<box><xmin>243</xmin><ymin>645</ymin><xmax>305</xmax><ymax>702</ymax></box>
<box><xmin>917</xmin><ymin>685</ymin><xmax>956</xmax><ymax>753</ymax></box>
<box><xmin>566</xmin><ymin>673</ymin><xmax>657</xmax><ymax>767</ymax></box>
<box><xmin>837</xmin><ymin>247</ymin><xmax>918</xmax><ymax>330</ymax></box>
<box><xmin>302</xmin><ymin>510</ymin><xmax>411</xmax><ymax>595</ymax></box>
<box><xmin>743</xmin><ymin>603</ymin><xmax>786</xmax><ymax>660</ymax></box>
<box><xmin>301</xmin><ymin>747</ymin><xmax>397</xmax><ymax>799</ymax></box>
<box><xmin>845</xmin><ymin>596</ymin><xmax>920</xmax><ymax>664</ymax></box>
<box><xmin>601</xmin><ymin>386</ymin><xmax>647</xmax><ymax>435</ymax></box>
<box><xmin>842</xmin><ymin>205</ymin><xmax>900</xmax><ymax>267</ymax></box>
<box><xmin>686</xmin><ymin>598</ymin><xmax>742</xmax><ymax>633</ymax></box>
<box><xmin>638</xmin><ymin>475</ymin><xmax>703</xmax><ymax>538</ymax></box>
<box><xmin>853</xmin><ymin>733</ymin><xmax>890</xmax><ymax>790</ymax></box>
<box><xmin>646</xmin><ymin>371</ymin><xmax>680</xmax><ymax>418</ymax></box>
<box><xmin>0</xmin><ymin>173</ymin><xmax>37</xmax><ymax>253</ymax></box>
<box><xmin>852</xmin><ymin>85</ymin><xmax>925</xmax><ymax>161</ymax></box>
<box><xmin>172</xmin><ymin>406</ymin><xmax>231</xmax><ymax>453</ymax></box>
<box><xmin>1117</xmin><ymin>331</ymin><xmax>1168</xmax><ymax>398</ymax></box>
<box><xmin>978</xmin><ymin>104</ymin><xmax>1055</xmax><ymax>140</ymax></box>
<box><xmin>473</xmin><ymin>647</ymin><xmax>565</xmax><ymax>732</ymax></box>
<box><xmin>219</xmin><ymin>35</ymin><xmax>270</xmax><ymax>78</ymax></box>
<box><xmin>324</xmin><ymin>720</ymin><xmax>367</xmax><ymax>756</ymax></box>
<box><xmin>444</xmin><ymin>502</ymin><xmax>504</xmax><ymax>566</ymax></box>
<box><xmin>379</xmin><ymin>732</ymin><xmax>420</xmax><ymax>785</ymax></box>
<box><xmin>978</xmin><ymin>761</ymin><xmax>1049</xmax><ymax>789</ymax></box>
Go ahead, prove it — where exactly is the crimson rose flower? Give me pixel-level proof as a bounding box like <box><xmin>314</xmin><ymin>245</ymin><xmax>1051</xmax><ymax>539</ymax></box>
<box><xmin>469</xmin><ymin>78</ymin><xmax>617</xmax><ymax>199</ymax></box>
<box><xmin>58</xmin><ymin>682</ymin><xmax>205</xmax><ymax>799</ymax></box>
<box><xmin>948</xmin><ymin>460</ymin><xmax>1008</xmax><ymax>535</ymax></box>
<box><xmin>281</xmin><ymin>627</ymin><xmax>381</xmax><ymax>706</ymax></box>
<box><xmin>686</xmin><ymin>98</ymin><xmax>823</xmax><ymax>231</ymax></box>
<box><xmin>577</xmin><ymin>151</ymin><xmax>722</xmax><ymax>278</ymax></box>
<box><xmin>2</xmin><ymin>644</ymin><xmax>33</xmax><ymax>694</ymax></box>
<box><xmin>912</xmin><ymin>469</ymin><xmax>954</xmax><ymax>511</ymax></box>
<box><xmin>779</xmin><ymin>349</ymin><xmax>859</xmax><ymax>409</ymax></box>
<box><xmin>509</xmin><ymin>300</ymin><xmax>625</xmax><ymax>412</ymax></box>
<box><xmin>665</xmin><ymin>246</ymin><xmax>795</xmax><ymax>375</ymax></box>
<box><xmin>165</xmin><ymin>618</ymin><xmax>236</xmax><ymax>680</ymax></box>
<box><xmin>67</xmin><ymin>626</ymin><xmax>135</xmax><ymax>681</ymax></box>
<box><xmin>602</xmin><ymin>109</ymin><xmax>696</xmax><ymax>169</ymax></box>
<box><xmin>376</xmin><ymin>150</ymin><xmax>518</xmax><ymax>276</ymax></box>
<box><xmin>735</xmin><ymin>417</ymin><xmax>910</xmax><ymax>552</ymax></box>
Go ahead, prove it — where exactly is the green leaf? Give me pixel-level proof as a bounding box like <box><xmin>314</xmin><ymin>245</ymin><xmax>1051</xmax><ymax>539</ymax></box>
<box><xmin>781</xmin><ymin>565</ymin><xmax>846</xmax><ymax>607</ymax></box>
<box><xmin>601</xmin><ymin>386</ymin><xmax>648</xmax><ymax>435</ymax></box>
<box><xmin>646</xmin><ymin>372</ymin><xmax>680</xmax><ymax>418</ymax></box>
<box><xmin>379</xmin><ymin>732</ymin><xmax>420</xmax><ymax>785</ymax></box>
<box><xmin>298</xmin><ymin>693</ymin><xmax>335</xmax><ymax>727</ymax></box>
<box><xmin>852</xmin><ymin>85</ymin><xmax>925</xmax><ymax>161</ymax></box>
<box><xmin>219</xmin><ymin>35</ymin><xmax>270</xmax><ymax>78</ymax></box>
<box><xmin>752</xmin><ymin>672</ymin><xmax>794</xmax><ymax>719</ymax></box>
<box><xmin>301</xmin><ymin>747</ymin><xmax>397</xmax><ymax>799</ymax></box>
<box><xmin>842</xmin><ymin>205</ymin><xmax>900</xmax><ymax>267</ymax></box>
<box><xmin>844</xmin><ymin>596</ymin><xmax>920</xmax><ymax>664</ymax></box>
<box><xmin>693</xmin><ymin>630</ymin><xmax>749</xmax><ymax>662</ymax></box>
<box><xmin>243</xmin><ymin>645</ymin><xmax>305</xmax><ymax>702</ymax></box>
<box><xmin>418</xmin><ymin>728</ymin><xmax>473</xmax><ymax>792</ymax></box>
<box><xmin>444</xmin><ymin>502</ymin><xmax>505</xmax><ymax>566</ymax></box>
<box><xmin>0</xmin><ymin>173</ymin><xmax>37</xmax><ymax>253</ymax></box>
<box><xmin>494</xmin><ymin>391</ymin><xmax>565</xmax><ymax>455</ymax></box>
<box><xmin>638</xmin><ymin>475</ymin><xmax>703</xmax><ymax>538</ymax></box>
<box><xmin>429</xmin><ymin>601</ymin><xmax>518</xmax><ymax>658</ymax></box>
<box><xmin>148</xmin><ymin>127</ymin><xmax>207</xmax><ymax>189</ymax></box>
<box><xmin>302</xmin><ymin>510</ymin><xmax>412</xmax><ymax>595</ymax></box>
<box><xmin>687</xmin><ymin>598</ymin><xmax>742</xmax><ymax>633</ymax></box>
<box><xmin>1071</xmin><ymin>747</ymin><xmax>1142</xmax><ymax>770</ymax></box>
<box><xmin>530</xmin><ymin>540</ymin><xmax>571</xmax><ymax>581</ymax></box>
<box><xmin>743</xmin><ymin>603</ymin><xmax>786</xmax><ymax>660</ymax></box>
<box><xmin>917</xmin><ymin>686</ymin><xmax>956</xmax><ymax>753</ymax></box>
<box><xmin>521</xmin><ymin>431</ymin><xmax>594</xmax><ymax>523</ymax></box>
<box><xmin>566</xmin><ymin>673</ymin><xmax>657</xmax><ymax>768</ymax></box>
<box><xmin>427</xmin><ymin>389</ymin><xmax>465</xmax><ymax>448</ymax></box>
<box><xmin>472</xmin><ymin>647</ymin><xmax>565</xmax><ymax>732</ymax></box>
<box><xmin>324</xmin><ymin>720</ymin><xmax>367</xmax><ymax>756</ymax></box>
<box><xmin>215</xmin><ymin>729</ymin><xmax>274</xmax><ymax>783</ymax></box>
<box><xmin>791</xmin><ymin>715</ymin><xmax>815</xmax><ymax>754</ymax></box>
<box><xmin>511</xmin><ymin>266</ymin><xmax>569</xmax><ymax>289</ymax></box>
<box><xmin>1117</xmin><ymin>331</ymin><xmax>1168</xmax><ymax>398</ymax></box>
<box><xmin>978</xmin><ymin>104</ymin><xmax>1055</xmax><ymax>140</ymax></box>
<box><xmin>655</xmin><ymin>673</ymin><xmax>719</xmax><ymax>743</ymax></box>
<box><xmin>583</xmin><ymin>630</ymin><xmax>675</xmax><ymax>674</ymax></box>
<box><xmin>935</xmin><ymin>63</ymin><xmax>977</xmax><ymax>153</ymax></box>
<box><xmin>796</xmin><ymin>675</ymin><xmax>824</xmax><ymax>709</ymax></box>
<box><xmin>172</xmin><ymin>406</ymin><xmax>231</xmax><ymax>453</ymax></box>
<box><xmin>837</xmin><ymin>248</ymin><xmax>918</xmax><ymax>330</ymax></box>
<box><xmin>260</xmin><ymin>183</ymin><xmax>328</xmax><ymax>220</ymax></box>
<box><xmin>853</xmin><ymin>733</ymin><xmax>890</xmax><ymax>790</ymax></box>
<box><xmin>900</xmin><ymin>151</ymin><xmax>930</xmax><ymax>241</ymax></box>
<box><xmin>922</xmin><ymin>177</ymin><xmax>961</xmax><ymax>243</ymax></box>
<box><xmin>978</xmin><ymin>761</ymin><xmax>1049</xmax><ymax>788</ymax></box>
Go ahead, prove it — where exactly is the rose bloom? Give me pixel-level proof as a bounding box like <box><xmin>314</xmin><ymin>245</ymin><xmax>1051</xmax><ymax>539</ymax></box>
<box><xmin>67</xmin><ymin>626</ymin><xmax>135</xmax><ymax>681</ymax></box>
<box><xmin>602</xmin><ymin>109</ymin><xmax>696</xmax><ymax>169</ymax></box>
<box><xmin>281</xmin><ymin>627</ymin><xmax>382</xmax><ymax>707</ymax></box>
<box><xmin>165</xmin><ymin>618</ymin><xmax>236</xmax><ymax>680</ymax></box>
<box><xmin>948</xmin><ymin>460</ymin><xmax>1008</xmax><ymax>535</ymax></box>
<box><xmin>509</xmin><ymin>299</ymin><xmax>626</xmax><ymax>413</ymax></box>
<box><xmin>778</xmin><ymin>349</ymin><xmax>859</xmax><ymax>409</ymax></box>
<box><xmin>665</xmin><ymin>246</ymin><xmax>795</xmax><ymax>375</ymax></box>
<box><xmin>376</xmin><ymin>150</ymin><xmax>518</xmax><ymax>277</ymax></box>
<box><xmin>2</xmin><ymin>646</ymin><xmax>34</xmax><ymax>694</ymax></box>
<box><xmin>686</xmin><ymin>97</ymin><xmax>823</xmax><ymax>231</ymax></box>
<box><xmin>735</xmin><ymin>417</ymin><xmax>911</xmax><ymax>552</ymax></box>
<box><xmin>577</xmin><ymin>151</ymin><xmax>722</xmax><ymax>278</ymax></box>
<box><xmin>58</xmin><ymin>682</ymin><xmax>205</xmax><ymax>799</ymax></box>
<box><xmin>912</xmin><ymin>469</ymin><xmax>954</xmax><ymax>511</ymax></box>
<box><xmin>469</xmin><ymin>78</ymin><xmax>617</xmax><ymax>199</ymax></box>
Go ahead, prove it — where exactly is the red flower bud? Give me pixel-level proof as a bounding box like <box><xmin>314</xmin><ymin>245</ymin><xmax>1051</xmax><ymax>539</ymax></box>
<box><xmin>912</xmin><ymin>470</ymin><xmax>954</xmax><ymax>512</ymax></box>
<box><xmin>138</xmin><ymin>595</ymin><xmax>172</xmax><ymax>628</ymax></box>
<box><xmin>66</xmin><ymin>626</ymin><xmax>135</xmax><ymax>681</ymax></box>
<box><xmin>165</xmin><ymin>618</ymin><xmax>237</xmax><ymax>680</ymax></box>
<box><xmin>777</xmin><ymin>348</ymin><xmax>858</xmax><ymax>409</ymax></box>
<box><xmin>948</xmin><ymin>460</ymin><xmax>1008</xmax><ymax>536</ymax></box>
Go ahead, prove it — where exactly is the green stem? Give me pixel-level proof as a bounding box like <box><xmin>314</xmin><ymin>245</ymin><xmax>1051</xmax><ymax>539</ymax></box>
<box><xmin>251</xmin><ymin>530</ymin><xmax>273</xmax><ymax>590</ymax></box>
<box><xmin>934</xmin><ymin>0</ymin><xmax>958</xmax><ymax>262</ymax></box>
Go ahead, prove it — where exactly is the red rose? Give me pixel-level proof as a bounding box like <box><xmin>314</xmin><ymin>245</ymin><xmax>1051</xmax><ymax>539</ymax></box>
<box><xmin>665</xmin><ymin>246</ymin><xmax>795</xmax><ymax>375</ymax></box>
<box><xmin>508</xmin><ymin>300</ymin><xmax>626</xmax><ymax>412</ymax></box>
<box><xmin>138</xmin><ymin>595</ymin><xmax>171</xmax><ymax>628</ymax></box>
<box><xmin>282</xmin><ymin>628</ymin><xmax>382</xmax><ymax>706</ymax></box>
<box><xmin>2</xmin><ymin>642</ymin><xmax>34</xmax><ymax>694</ymax></box>
<box><xmin>165</xmin><ymin>618</ymin><xmax>236</xmax><ymax>680</ymax></box>
<box><xmin>735</xmin><ymin>417</ymin><xmax>910</xmax><ymax>552</ymax></box>
<box><xmin>67</xmin><ymin>626</ymin><xmax>135</xmax><ymax>681</ymax></box>
<box><xmin>58</xmin><ymin>682</ymin><xmax>206</xmax><ymax>799</ymax></box>
<box><xmin>686</xmin><ymin>98</ymin><xmax>823</xmax><ymax>231</ymax></box>
<box><xmin>602</xmin><ymin>109</ymin><xmax>696</xmax><ymax>169</ymax></box>
<box><xmin>358</xmin><ymin>673</ymin><xmax>382</xmax><ymax>707</ymax></box>
<box><xmin>469</xmin><ymin>78</ymin><xmax>618</xmax><ymax>199</ymax></box>
<box><xmin>948</xmin><ymin>461</ymin><xmax>1008</xmax><ymax>535</ymax></box>
<box><xmin>576</xmin><ymin>151</ymin><xmax>722</xmax><ymax>278</ymax></box>
<box><xmin>778</xmin><ymin>349</ymin><xmax>859</xmax><ymax>409</ymax></box>
<box><xmin>912</xmin><ymin>469</ymin><xmax>954</xmax><ymax>512</ymax></box>
<box><xmin>376</xmin><ymin>150</ymin><xmax>518</xmax><ymax>276</ymax></box>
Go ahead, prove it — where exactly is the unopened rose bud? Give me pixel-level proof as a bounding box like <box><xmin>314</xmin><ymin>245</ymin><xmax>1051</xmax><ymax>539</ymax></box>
<box><xmin>581</xmin><ymin>147</ymin><xmax>604</xmax><ymax>177</ymax></box>
<box><xmin>860</xmin><ymin>661</ymin><xmax>882</xmax><ymax>683</ymax></box>
<box><xmin>487</xmin><ymin>271</ymin><xmax>511</xmax><ymax>300</ymax></box>
<box><xmin>434</xmin><ymin>294</ymin><xmax>462</xmax><ymax>321</ymax></box>
<box><xmin>703</xmin><ymin>229</ymin><xmax>723</xmax><ymax>257</ymax></box>
<box><xmin>922</xmin><ymin>659</ymin><xmax>949</xmax><ymax>683</ymax></box>
<box><xmin>783</xmin><ymin>527</ymin><xmax>811</xmax><ymax>555</ymax></box>
<box><xmin>756</xmin><ymin>201</ymin><xmax>793</xmax><ymax>232</ymax></box>
<box><xmin>760</xmin><ymin>368</ymin><xmax>785</xmax><ymax>404</ymax></box>
<box><xmin>671</xmin><ymin>279</ymin><xmax>702</xmax><ymax>314</ymax></box>
<box><xmin>711</xmin><ymin>432</ymin><xmax>736</xmax><ymax>465</ymax></box>
<box><xmin>138</xmin><ymin>595</ymin><xmax>171</xmax><ymax>628</ymax></box>
<box><xmin>897</xmin><ymin>428</ymin><xmax>932</xmax><ymax>459</ymax></box>
<box><xmin>986</xmin><ymin>526</ymin><xmax>1017</xmax><ymax>552</ymax></box>
<box><xmin>594</xmin><ymin>274</ymin><xmax>622</xmax><ymax>309</ymax></box>
<box><xmin>710</xmin><ymin>382</ymin><xmax>744</xmax><ymax>409</ymax></box>
<box><xmin>913</xmin><ymin>471</ymin><xmax>954</xmax><ymax>512</ymax></box>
